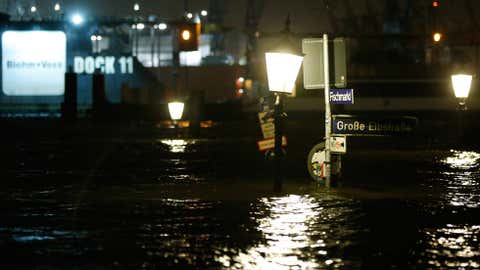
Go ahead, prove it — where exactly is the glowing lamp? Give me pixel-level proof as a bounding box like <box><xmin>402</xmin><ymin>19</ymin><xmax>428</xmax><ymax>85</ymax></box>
<box><xmin>168</xmin><ymin>102</ymin><xmax>185</xmax><ymax>121</ymax></box>
<box><xmin>71</xmin><ymin>14</ymin><xmax>84</xmax><ymax>26</ymax></box>
<box><xmin>181</xmin><ymin>30</ymin><xmax>191</xmax><ymax>41</ymax></box>
<box><xmin>133</xmin><ymin>3</ymin><xmax>140</xmax><ymax>11</ymax></box>
<box><xmin>451</xmin><ymin>74</ymin><xmax>473</xmax><ymax>99</ymax></box>
<box><xmin>265</xmin><ymin>52</ymin><xmax>303</xmax><ymax>94</ymax></box>
<box><xmin>433</xmin><ymin>32</ymin><xmax>442</xmax><ymax>43</ymax></box>
<box><xmin>158</xmin><ymin>23</ymin><xmax>167</xmax><ymax>30</ymax></box>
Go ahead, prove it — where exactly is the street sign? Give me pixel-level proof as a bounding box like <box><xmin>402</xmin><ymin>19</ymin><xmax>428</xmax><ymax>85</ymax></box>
<box><xmin>330</xmin><ymin>88</ymin><xmax>354</xmax><ymax>105</ymax></box>
<box><xmin>332</xmin><ymin>114</ymin><xmax>418</xmax><ymax>136</ymax></box>
<box><xmin>330</xmin><ymin>136</ymin><xmax>347</xmax><ymax>153</ymax></box>
<box><xmin>257</xmin><ymin>136</ymin><xmax>287</xmax><ymax>151</ymax></box>
<box><xmin>258</xmin><ymin>111</ymin><xmax>274</xmax><ymax>139</ymax></box>
<box><xmin>302</xmin><ymin>38</ymin><xmax>347</xmax><ymax>89</ymax></box>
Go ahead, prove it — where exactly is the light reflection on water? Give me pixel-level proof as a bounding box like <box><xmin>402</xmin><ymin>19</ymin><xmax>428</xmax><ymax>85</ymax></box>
<box><xmin>416</xmin><ymin>150</ymin><xmax>480</xmax><ymax>268</ymax></box>
<box><xmin>442</xmin><ymin>150</ymin><xmax>480</xmax><ymax>170</ymax></box>
<box><xmin>418</xmin><ymin>225</ymin><xmax>480</xmax><ymax>268</ymax></box>
<box><xmin>159</xmin><ymin>139</ymin><xmax>191</xmax><ymax>153</ymax></box>
<box><xmin>217</xmin><ymin>195</ymin><xmax>345</xmax><ymax>269</ymax></box>
<box><xmin>7</xmin><ymin>133</ymin><xmax>480</xmax><ymax>269</ymax></box>
<box><xmin>440</xmin><ymin>150</ymin><xmax>480</xmax><ymax>208</ymax></box>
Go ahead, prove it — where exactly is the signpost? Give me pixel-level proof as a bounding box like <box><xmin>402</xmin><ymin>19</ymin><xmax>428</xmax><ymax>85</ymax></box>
<box><xmin>330</xmin><ymin>89</ymin><xmax>354</xmax><ymax>105</ymax></box>
<box><xmin>301</xmin><ymin>35</ymin><xmax>419</xmax><ymax>186</ymax></box>
<box><xmin>302</xmin><ymin>38</ymin><xmax>347</xmax><ymax>89</ymax></box>
<box><xmin>332</xmin><ymin>115</ymin><xmax>418</xmax><ymax>136</ymax></box>
<box><xmin>302</xmin><ymin>34</ymin><xmax>349</xmax><ymax>187</ymax></box>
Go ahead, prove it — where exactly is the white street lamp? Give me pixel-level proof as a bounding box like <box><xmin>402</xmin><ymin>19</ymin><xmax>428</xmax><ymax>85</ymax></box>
<box><xmin>265</xmin><ymin>52</ymin><xmax>303</xmax><ymax>94</ymax></box>
<box><xmin>451</xmin><ymin>74</ymin><xmax>473</xmax><ymax>101</ymax></box>
<box><xmin>264</xmin><ymin>27</ymin><xmax>303</xmax><ymax>191</ymax></box>
<box><xmin>451</xmin><ymin>73</ymin><xmax>473</xmax><ymax>146</ymax></box>
<box><xmin>168</xmin><ymin>102</ymin><xmax>185</xmax><ymax>121</ymax></box>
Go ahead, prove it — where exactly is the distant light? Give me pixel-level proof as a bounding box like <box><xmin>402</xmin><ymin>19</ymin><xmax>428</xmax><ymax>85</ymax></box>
<box><xmin>181</xmin><ymin>29</ymin><xmax>191</xmax><ymax>41</ymax></box>
<box><xmin>136</xmin><ymin>23</ymin><xmax>145</xmax><ymax>30</ymax></box>
<box><xmin>200</xmin><ymin>10</ymin><xmax>208</xmax><ymax>16</ymax></box>
<box><xmin>71</xmin><ymin>14</ymin><xmax>84</xmax><ymax>25</ymax></box>
<box><xmin>432</xmin><ymin>0</ymin><xmax>439</xmax><ymax>7</ymax></box>
<box><xmin>30</xmin><ymin>6</ymin><xmax>37</xmax><ymax>13</ymax></box>
<box><xmin>433</xmin><ymin>32</ymin><xmax>442</xmax><ymax>43</ymax></box>
<box><xmin>186</xmin><ymin>12</ymin><xmax>193</xmax><ymax>19</ymax></box>
<box><xmin>237</xmin><ymin>77</ymin><xmax>245</xmax><ymax>83</ymax></box>
<box><xmin>54</xmin><ymin>3</ymin><xmax>61</xmax><ymax>11</ymax></box>
<box><xmin>158</xmin><ymin>23</ymin><xmax>167</xmax><ymax>30</ymax></box>
<box><xmin>90</xmin><ymin>35</ymin><xmax>102</xmax><ymax>41</ymax></box>
<box><xmin>133</xmin><ymin>3</ymin><xmax>140</xmax><ymax>11</ymax></box>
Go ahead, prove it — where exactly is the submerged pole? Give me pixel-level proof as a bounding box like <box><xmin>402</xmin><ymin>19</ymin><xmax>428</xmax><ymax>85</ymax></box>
<box><xmin>274</xmin><ymin>93</ymin><xmax>284</xmax><ymax>191</ymax></box>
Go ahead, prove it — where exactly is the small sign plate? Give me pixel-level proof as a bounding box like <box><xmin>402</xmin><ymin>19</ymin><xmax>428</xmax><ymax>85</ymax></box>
<box><xmin>330</xmin><ymin>88</ymin><xmax>354</xmax><ymax>105</ymax></box>
<box><xmin>332</xmin><ymin>115</ymin><xmax>418</xmax><ymax>136</ymax></box>
<box><xmin>330</xmin><ymin>136</ymin><xmax>347</xmax><ymax>153</ymax></box>
<box><xmin>257</xmin><ymin>136</ymin><xmax>287</xmax><ymax>151</ymax></box>
<box><xmin>258</xmin><ymin>111</ymin><xmax>274</xmax><ymax>139</ymax></box>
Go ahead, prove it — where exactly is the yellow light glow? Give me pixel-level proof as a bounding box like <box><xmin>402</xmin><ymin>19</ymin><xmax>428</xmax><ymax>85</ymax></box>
<box><xmin>265</xmin><ymin>52</ymin><xmax>303</xmax><ymax>94</ymax></box>
<box><xmin>451</xmin><ymin>74</ymin><xmax>473</xmax><ymax>99</ymax></box>
<box><xmin>433</xmin><ymin>32</ymin><xmax>442</xmax><ymax>42</ymax></box>
<box><xmin>181</xmin><ymin>30</ymin><xmax>191</xmax><ymax>41</ymax></box>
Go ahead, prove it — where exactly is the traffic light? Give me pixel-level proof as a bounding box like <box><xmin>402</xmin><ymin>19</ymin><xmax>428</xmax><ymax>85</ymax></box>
<box><xmin>432</xmin><ymin>0</ymin><xmax>439</xmax><ymax>7</ymax></box>
<box><xmin>178</xmin><ymin>22</ymin><xmax>200</xmax><ymax>51</ymax></box>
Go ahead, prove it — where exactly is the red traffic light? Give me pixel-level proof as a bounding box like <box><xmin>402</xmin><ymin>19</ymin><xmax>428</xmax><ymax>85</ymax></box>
<box><xmin>432</xmin><ymin>0</ymin><xmax>439</xmax><ymax>7</ymax></box>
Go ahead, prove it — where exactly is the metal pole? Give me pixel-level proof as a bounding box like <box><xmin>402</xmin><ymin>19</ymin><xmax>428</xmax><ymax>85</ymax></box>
<box><xmin>323</xmin><ymin>33</ymin><xmax>332</xmax><ymax>187</ymax></box>
<box><xmin>274</xmin><ymin>93</ymin><xmax>283</xmax><ymax>191</ymax></box>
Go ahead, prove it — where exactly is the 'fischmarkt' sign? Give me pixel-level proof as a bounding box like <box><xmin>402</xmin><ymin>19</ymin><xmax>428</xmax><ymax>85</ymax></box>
<box><xmin>332</xmin><ymin>114</ymin><xmax>418</xmax><ymax>136</ymax></box>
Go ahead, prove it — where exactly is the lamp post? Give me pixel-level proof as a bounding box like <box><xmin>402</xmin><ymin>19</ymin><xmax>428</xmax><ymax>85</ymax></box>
<box><xmin>451</xmin><ymin>74</ymin><xmax>473</xmax><ymax>145</ymax></box>
<box><xmin>265</xmin><ymin>38</ymin><xmax>303</xmax><ymax>191</ymax></box>
<box><xmin>451</xmin><ymin>74</ymin><xmax>473</xmax><ymax>109</ymax></box>
<box><xmin>168</xmin><ymin>101</ymin><xmax>185</xmax><ymax>126</ymax></box>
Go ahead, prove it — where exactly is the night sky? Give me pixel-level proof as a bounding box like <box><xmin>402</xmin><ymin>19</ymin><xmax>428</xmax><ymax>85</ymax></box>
<box><xmin>3</xmin><ymin>0</ymin><xmax>479</xmax><ymax>35</ymax></box>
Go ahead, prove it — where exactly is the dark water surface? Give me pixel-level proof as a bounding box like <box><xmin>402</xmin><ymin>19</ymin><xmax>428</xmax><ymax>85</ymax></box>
<box><xmin>2</xmin><ymin>130</ymin><xmax>480</xmax><ymax>269</ymax></box>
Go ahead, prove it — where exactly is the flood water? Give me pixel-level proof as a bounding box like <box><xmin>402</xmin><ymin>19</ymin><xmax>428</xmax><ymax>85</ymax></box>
<box><xmin>1</xmin><ymin>125</ymin><xmax>480</xmax><ymax>269</ymax></box>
